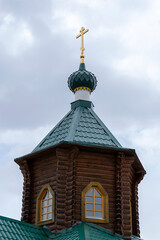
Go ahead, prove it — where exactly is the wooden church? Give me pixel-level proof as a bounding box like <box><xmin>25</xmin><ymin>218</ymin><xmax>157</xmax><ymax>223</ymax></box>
<box><xmin>0</xmin><ymin>27</ymin><xmax>146</xmax><ymax>240</ymax></box>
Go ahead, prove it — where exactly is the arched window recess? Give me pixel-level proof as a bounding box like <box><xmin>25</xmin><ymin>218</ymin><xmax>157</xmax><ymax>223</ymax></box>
<box><xmin>81</xmin><ymin>182</ymin><xmax>109</xmax><ymax>223</ymax></box>
<box><xmin>36</xmin><ymin>184</ymin><xmax>55</xmax><ymax>226</ymax></box>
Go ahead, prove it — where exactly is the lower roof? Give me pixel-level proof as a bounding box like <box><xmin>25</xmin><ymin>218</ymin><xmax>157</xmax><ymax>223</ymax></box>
<box><xmin>0</xmin><ymin>215</ymin><xmax>51</xmax><ymax>239</ymax></box>
<box><xmin>0</xmin><ymin>215</ymin><xmax>142</xmax><ymax>240</ymax></box>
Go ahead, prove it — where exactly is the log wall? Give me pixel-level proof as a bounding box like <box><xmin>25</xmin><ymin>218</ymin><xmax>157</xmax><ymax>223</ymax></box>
<box><xmin>28</xmin><ymin>152</ymin><xmax>57</xmax><ymax>231</ymax></box>
<box><xmin>75</xmin><ymin>150</ymin><xmax>116</xmax><ymax>231</ymax></box>
<box><xmin>18</xmin><ymin>145</ymin><xmax>143</xmax><ymax>238</ymax></box>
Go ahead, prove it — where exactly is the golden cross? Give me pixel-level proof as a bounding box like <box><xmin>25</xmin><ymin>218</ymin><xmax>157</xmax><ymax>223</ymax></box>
<box><xmin>76</xmin><ymin>27</ymin><xmax>89</xmax><ymax>63</ymax></box>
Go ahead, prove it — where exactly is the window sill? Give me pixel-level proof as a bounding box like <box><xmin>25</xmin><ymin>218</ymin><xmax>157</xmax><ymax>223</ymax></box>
<box><xmin>36</xmin><ymin>218</ymin><xmax>54</xmax><ymax>226</ymax></box>
<box><xmin>82</xmin><ymin>217</ymin><xmax>109</xmax><ymax>223</ymax></box>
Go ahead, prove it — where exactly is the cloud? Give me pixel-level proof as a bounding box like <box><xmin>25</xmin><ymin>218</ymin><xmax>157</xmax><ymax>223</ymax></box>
<box><xmin>0</xmin><ymin>13</ymin><xmax>34</xmax><ymax>56</ymax></box>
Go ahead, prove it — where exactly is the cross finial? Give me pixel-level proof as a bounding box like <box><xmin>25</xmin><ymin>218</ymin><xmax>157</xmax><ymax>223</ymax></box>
<box><xmin>76</xmin><ymin>27</ymin><xmax>89</xmax><ymax>63</ymax></box>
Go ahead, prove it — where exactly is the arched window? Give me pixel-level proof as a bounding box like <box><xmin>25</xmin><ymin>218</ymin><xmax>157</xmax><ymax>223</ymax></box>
<box><xmin>36</xmin><ymin>184</ymin><xmax>55</xmax><ymax>225</ymax></box>
<box><xmin>40</xmin><ymin>189</ymin><xmax>53</xmax><ymax>221</ymax></box>
<box><xmin>81</xmin><ymin>182</ymin><xmax>109</xmax><ymax>223</ymax></box>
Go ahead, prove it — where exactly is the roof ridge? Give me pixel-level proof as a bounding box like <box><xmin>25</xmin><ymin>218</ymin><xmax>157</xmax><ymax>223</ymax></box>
<box><xmin>49</xmin><ymin>222</ymin><xmax>80</xmax><ymax>237</ymax></box>
<box><xmin>65</xmin><ymin>106</ymin><xmax>83</xmax><ymax>142</ymax></box>
<box><xmin>85</xmin><ymin>222</ymin><xmax>128</xmax><ymax>239</ymax></box>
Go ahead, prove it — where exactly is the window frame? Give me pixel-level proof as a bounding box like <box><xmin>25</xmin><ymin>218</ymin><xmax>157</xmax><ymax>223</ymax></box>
<box><xmin>36</xmin><ymin>184</ymin><xmax>55</xmax><ymax>226</ymax></box>
<box><xmin>81</xmin><ymin>182</ymin><xmax>109</xmax><ymax>223</ymax></box>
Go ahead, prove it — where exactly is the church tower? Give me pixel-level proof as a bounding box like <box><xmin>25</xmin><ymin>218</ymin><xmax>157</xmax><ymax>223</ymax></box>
<box><xmin>15</xmin><ymin>27</ymin><xmax>145</xmax><ymax>239</ymax></box>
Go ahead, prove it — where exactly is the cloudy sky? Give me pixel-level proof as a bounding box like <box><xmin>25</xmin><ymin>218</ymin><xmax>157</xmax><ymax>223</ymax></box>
<box><xmin>0</xmin><ymin>0</ymin><xmax>160</xmax><ymax>239</ymax></box>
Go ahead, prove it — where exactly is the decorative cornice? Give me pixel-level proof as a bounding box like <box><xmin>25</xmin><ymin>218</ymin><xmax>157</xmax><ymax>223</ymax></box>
<box><xmin>74</xmin><ymin>86</ymin><xmax>91</xmax><ymax>93</ymax></box>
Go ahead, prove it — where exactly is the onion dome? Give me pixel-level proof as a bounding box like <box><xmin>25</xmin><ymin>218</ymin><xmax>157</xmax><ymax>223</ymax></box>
<box><xmin>68</xmin><ymin>63</ymin><xmax>97</xmax><ymax>93</ymax></box>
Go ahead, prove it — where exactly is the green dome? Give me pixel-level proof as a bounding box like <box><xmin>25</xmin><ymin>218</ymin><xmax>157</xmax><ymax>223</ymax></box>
<box><xmin>68</xmin><ymin>63</ymin><xmax>97</xmax><ymax>93</ymax></box>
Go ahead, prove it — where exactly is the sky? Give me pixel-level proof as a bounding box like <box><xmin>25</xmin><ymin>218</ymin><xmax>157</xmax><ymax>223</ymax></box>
<box><xmin>0</xmin><ymin>0</ymin><xmax>160</xmax><ymax>239</ymax></box>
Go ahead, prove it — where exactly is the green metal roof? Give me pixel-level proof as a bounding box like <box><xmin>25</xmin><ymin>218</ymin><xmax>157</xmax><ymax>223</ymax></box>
<box><xmin>32</xmin><ymin>100</ymin><xmax>122</xmax><ymax>153</ymax></box>
<box><xmin>0</xmin><ymin>216</ymin><xmax>142</xmax><ymax>240</ymax></box>
<box><xmin>47</xmin><ymin>222</ymin><xmax>138</xmax><ymax>240</ymax></box>
<box><xmin>0</xmin><ymin>215</ymin><xmax>51</xmax><ymax>240</ymax></box>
